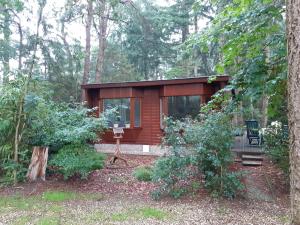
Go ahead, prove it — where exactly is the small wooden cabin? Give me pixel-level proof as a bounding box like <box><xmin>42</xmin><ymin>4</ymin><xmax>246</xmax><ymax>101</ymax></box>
<box><xmin>82</xmin><ymin>76</ymin><xmax>229</xmax><ymax>145</ymax></box>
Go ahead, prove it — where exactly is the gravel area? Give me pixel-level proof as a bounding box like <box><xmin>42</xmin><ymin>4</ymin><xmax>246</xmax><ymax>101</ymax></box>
<box><xmin>0</xmin><ymin>194</ymin><xmax>290</xmax><ymax>225</ymax></box>
<box><xmin>0</xmin><ymin>154</ymin><xmax>290</xmax><ymax>225</ymax></box>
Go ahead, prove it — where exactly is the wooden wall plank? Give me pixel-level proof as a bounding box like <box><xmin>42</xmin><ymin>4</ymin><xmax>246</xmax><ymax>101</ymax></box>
<box><xmin>91</xmin><ymin>78</ymin><xmax>229</xmax><ymax>145</ymax></box>
<box><xmin>162</xmin><ymin>84</ymin><xmax>204</xmax><ymax>96</ymax></box>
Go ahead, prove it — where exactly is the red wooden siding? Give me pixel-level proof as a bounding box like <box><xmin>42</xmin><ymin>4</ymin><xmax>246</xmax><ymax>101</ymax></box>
<box><xmin>101</xmin><ymin>88</ymin><xmax>162</xmax><ymax>144</ymax></box>
<box><xmin>162</xmin><ymin>83</ymin><xmax>204</xmax><ymax>96</ymax></box>
<box><xmin>83</xmin><ymin>76</ymin><xmax>230</xmax><ymax>145</ymax></box>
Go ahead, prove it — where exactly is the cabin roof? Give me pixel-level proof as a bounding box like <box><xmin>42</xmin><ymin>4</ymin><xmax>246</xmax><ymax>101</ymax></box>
<box><xmin>81</xmin><ymin>75</ymin><xmax>230</xmax><ymax>89</ymax></box>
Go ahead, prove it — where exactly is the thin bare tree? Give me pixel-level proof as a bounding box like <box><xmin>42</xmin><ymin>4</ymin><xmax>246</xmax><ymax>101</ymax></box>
<box><xmin>95</xmin><ymin>0</ymin><xmax>110</xmax><ymax>83</ymax></box>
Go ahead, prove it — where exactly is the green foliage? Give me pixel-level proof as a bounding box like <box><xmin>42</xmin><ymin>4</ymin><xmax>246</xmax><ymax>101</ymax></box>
<box><xmin>25</xmin><ymin>100</ymin><xmax>108</xmax><ymax>148</ymax></box>
<box><xmin>152</xmin><ymin>112</ymin><xmax>244</xmax><ymax>199</ymax></box>
<box><xmin>49</xmin><ymin>144</ymin><xmax>106</xmax><ymax>180</ymax></box>
<box><xmin>132</xmin><ymin>166</ymin><xmax>153</xmax><ymax>182</ymax></box>
<box><xmin>119</xmin><ymin>0</ymin><xmax>176</xmax><ymax>80</ymax></box>
<box><xmin>0</xmin><ymin>79</ymin><xmax>31</xmax><ymax>184</ymax></box>
<box><xmin>267</xmin><ymin>79</ymin><xmax>288</xmax><ymax>124</ymax></box>
<box><xmin>264</xmin><ymin>124</ymin><xmax>289</xmax><ymax>176</ymax></box>
<box><xmin>91</xmin><ymin>42</ymin><xmax>139</xmax><ymax>83</ymax></box>
<box><xmin>205</xmin><ymin>171</ymin><xmax>244</xmax><ymax>199</ymax></box>
<box><xmin>0</xmin><ymin>157</ymin><xmax>29</xmax><ymax>185</ymax></box>
<box><xmin>151</xmin><ymin>155</ymin><xmax>192</xmax><ymax>199</ymax></box>
<box><xmin>188</xmin><ymin>0</ymin><xmax>286</xmax><ymax>124</ymax></box>
<box><xmin>0</xmin><ymin>78</ymin><xmax>109</xmax><ymax>184</ymax></box>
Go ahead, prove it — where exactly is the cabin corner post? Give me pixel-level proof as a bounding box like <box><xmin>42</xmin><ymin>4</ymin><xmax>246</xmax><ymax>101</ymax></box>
<box><xmin>220</xmin><ymin>81</ymin><xmax>227</xmax><ymax>89</ymax></box>
<box><xmin>200</xmin><ymin>95</ymin><xmax>205</xmax><ymax>106</ymax></box>
<box><xmin>98</xmin><ymin>98</ymin><xmax>103</xmax><ymax>117</ymax></box>
<box><xmin>81</xmin><ymin>88</ymin><xmax>88</xmax><ymax>103</ymax></box>
<box><xmin>161</xmin><ymin>96</ymin><xmax>168</xmax><ymax>117</ymax></box>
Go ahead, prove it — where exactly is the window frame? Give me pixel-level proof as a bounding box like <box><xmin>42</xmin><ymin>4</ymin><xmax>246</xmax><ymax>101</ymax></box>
<box><xmin>102</xmin><ymin>98</ymin><xmax>131</xmax><ymax>128</ymax></box>
<box><xmin>101</xmin><ymin>97</ymin><xmax>142</xmax><ymax>129</ymax></box>
<box><xmin>166</xmin><ymin>95</ymin><xmax>201</xmax><ymax>120</ymax></box>
<box><xmin>133</xmin><ymin>98</ymin><xmax>142</xmax><ymax>128</ymax></box>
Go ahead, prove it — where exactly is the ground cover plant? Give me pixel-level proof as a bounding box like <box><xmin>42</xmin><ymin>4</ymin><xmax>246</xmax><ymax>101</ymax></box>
<box><xmin>49</xmin><ymin>144</ymin><xmax>106</xmax><ymax>179</ymax></box>
<box><xmin>132</xmin><ymin>166</ymin><xmax>153</xmax><ymax>182</ymax></box>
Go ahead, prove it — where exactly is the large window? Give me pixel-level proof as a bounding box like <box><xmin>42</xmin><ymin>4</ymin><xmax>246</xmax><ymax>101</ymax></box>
<box><xmin>134</xmin><ymin>98</ymin><xmax>141</xmax><ymax>127</ymax></box>
<box><xmin>168</xmin><ymin>95</ymin><xmax>200</xmax><ymax>120</ymax></box>
<box><xmin>104</xmin><ymin>98</ymin><xmax>130</xmax><ymax>127</ymax></box>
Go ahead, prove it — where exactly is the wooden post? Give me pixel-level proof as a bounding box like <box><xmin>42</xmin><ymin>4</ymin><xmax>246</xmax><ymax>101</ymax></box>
<box><xmin>27</xmin><ymin>146</ymin><xmax>48</xmax><ymax>182</ymax></box>
<box><xmin>109</xmin><ymin>128</ymin><xmax>128</xmax><ymax>166</ymax></box>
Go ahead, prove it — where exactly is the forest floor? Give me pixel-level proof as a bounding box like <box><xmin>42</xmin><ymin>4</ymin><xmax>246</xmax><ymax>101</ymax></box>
<box><xmin>0</xmin><ymin>155</ymin><xmax>290</xmax><ymax>225</ymax></box>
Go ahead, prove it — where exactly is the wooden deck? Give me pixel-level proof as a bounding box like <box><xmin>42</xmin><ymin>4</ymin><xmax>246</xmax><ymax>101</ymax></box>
<box><xmin>231</xmin><ymin>133</ymin><xmax>264</xmax><ymax>154</ymax></box>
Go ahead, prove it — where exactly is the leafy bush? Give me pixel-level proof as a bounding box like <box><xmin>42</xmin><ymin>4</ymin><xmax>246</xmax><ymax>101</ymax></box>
<box><xmin>25</xmin><ymin>99</ymin><xmax>109</xmax><ymax>148</ymax></box>
<box><xmin>132</xmin><ymin>166</ymin><xmax>153</xmax><ymax>182</ymax></box>
<box><xmin>204</xmin><ymin>171</ymin><xmax>244</xmax><ymax>198</ymax></box>
<box><xmin>263</xmin><ymin>124</ymin><xmax>289</xmax><ymax>176</ymax></box>
<box><xmin>151</xmin><ymin>112</ymin><xmax>244</xmax><ymax>199</ymax></box>
<box><xmin>151</xmin><ymin>155</ymin><xmax>192</xmax><ymax>199</ymax></box>
<box><xmin>0</xmin><ymin>160</ymin><xmax>28</xmax><ymax>186</ymax></box>
<box><xmin>49</xmin><ymin>144</ymin><xmax>106</xmax><ymax>180</ymax></box>
<box><xmin>0</xmin><ymin>79</ymin><xmax>110</xmax><ymax>184</ymax></box>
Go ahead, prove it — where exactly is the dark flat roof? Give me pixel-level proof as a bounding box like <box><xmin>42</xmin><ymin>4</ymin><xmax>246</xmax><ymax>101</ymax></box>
<box><xmin>81</xmin><ymin>75</ymin><xmax>230</xmax><ymax>89</ymax></box>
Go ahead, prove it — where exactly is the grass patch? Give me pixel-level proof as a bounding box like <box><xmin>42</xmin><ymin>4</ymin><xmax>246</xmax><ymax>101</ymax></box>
<box><xmin>110</xmin><ymin>207</ymin><xmax>168</xmax><ymax>222</ymax></box>
<box><xmin>111</xmin><ymin>212</ymin><xmax>130</xmax><ymax>222</ymax></box>
<box><xmin>36</xmin><ymin>216</ymin><xmax>60</xmax><ymax>225</ymax></box>
<box><xmin>132</xmin><ymin>166</ymin><xmax>153</xmax><ymax>182</ymax></box>
<box><xmin>137</xmin><ymin>207</ymin><xmax>167</xmax><ymax>220</ymax></box>
<box><xmin>13</xmin><ymin>215</ymin><xmax>31</xmax><ymax>225</ymax></box>
<box><xmin>42</xmin><ymin>191</ymin><xmax>77</xmax><ymax>202</ymax></box>
<box><xmin>42</xmin><ymin>191</ymin><xmax>103</xmax><ymax>202</ymax></box>
<box><xmin>0</xmin><ymin>195</ymin><xmax>39</xmax><ymax>210</ymax></box>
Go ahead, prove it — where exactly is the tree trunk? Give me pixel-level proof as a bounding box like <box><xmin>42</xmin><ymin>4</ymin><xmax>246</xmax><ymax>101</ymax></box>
<box><xmin>61</xmin><ymin>22</ymin><xmax>73</xmax><ymax>77</ymax></box>
<box><xmin>27</xmin><ymin>147</ymin><xmax>49</xmax><ymax>181</ymax></box>
<box><xmin>287</xmin><ymin>0</ymin><xmax>300</xmax><ymax>224</ymax></box>
<box><xmin>17</xmin><ymin>21</ymin><xmax>23</xmax><ymax>71</ymax></box>
<box><xmin>181</xmin><ymin>0</ymin><xmax>189</xmax><ymax>43</ymax></box>
<box><xmin>13</xmin><ymin>2</ymin><xmax>45</xmax><ymax>184</ymax></box>
<box><xmin>82</xmin><ymin>0</ymin><xmax>93</xmax><ymax>101</ymax></box>
<box><xmin>261</xmin><ymin>94</ymin><xmax>269</xmax><ymax>128</ymax></box>
<box><xmin>95</xmin><ymin>0</ymin><xmax>109</xmax><ymax>83</ymax></box>
<box><xmin>3</xmin><ymin>11</ymin><xmax>10</xmax><ymax>83</ymax></box>
<box><xmin>181</xmin><ymin>25</ymin><xmax>189</xmax><ymax>43</ymax></box>
<box><xmin>194</xmin><ymin>15</ymin><xmax>198</xmax><ymax>33</ymax></box>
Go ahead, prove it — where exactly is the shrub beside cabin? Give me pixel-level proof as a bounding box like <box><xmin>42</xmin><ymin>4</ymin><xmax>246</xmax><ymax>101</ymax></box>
<box><xmin>82</xmin><ymin>76</ymin><xmax>229</xmax><ymax>147</ymax></box>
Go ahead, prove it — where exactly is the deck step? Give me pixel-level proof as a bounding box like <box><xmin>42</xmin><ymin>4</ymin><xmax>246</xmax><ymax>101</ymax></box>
<box><xmin>242</xmin><ymin>160</ymin><xmax>262</xmax><ymax>166</ymax></box>
<box><xmin>234</xmin><ymin>157</ymin><xmax>242</xmax><ymax>163</ymax></box>
<box><xmin>242</xmin><ymin>154</ymin><xmax>264</xmax><ymax>161</ymax></box>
